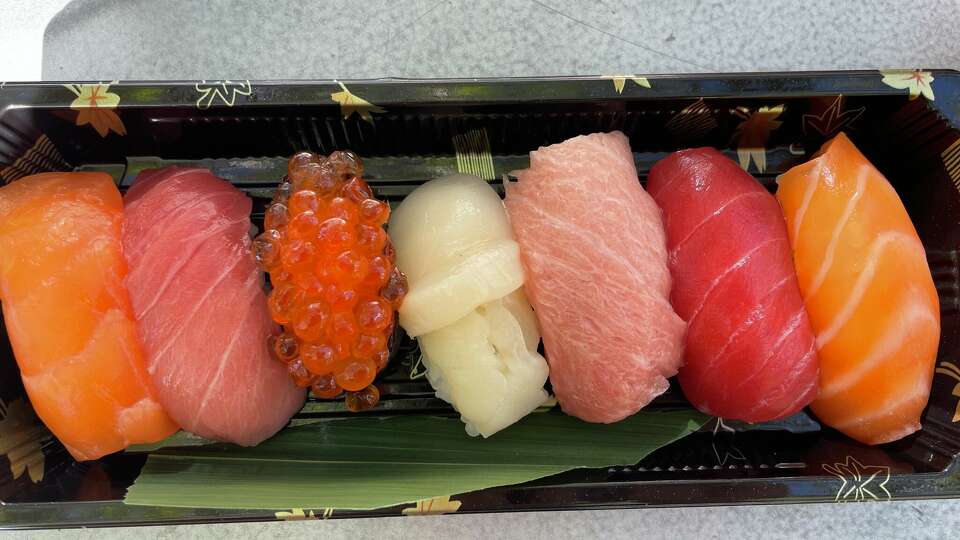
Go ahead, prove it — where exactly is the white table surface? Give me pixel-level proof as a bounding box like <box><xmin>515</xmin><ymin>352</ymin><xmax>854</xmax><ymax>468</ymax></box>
<box><xmin>3</xmin><ymin>0</ymin><xmax>960</xmax><ymax>538</ymax></box>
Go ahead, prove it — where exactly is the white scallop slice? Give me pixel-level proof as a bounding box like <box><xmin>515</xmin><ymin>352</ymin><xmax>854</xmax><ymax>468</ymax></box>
<box><xmin>389</xmin><ymin>173</ymin><xmax>525</xmax><ymax>336</ymax></box>
<box><xmin>419</xmin><ymin>292</ymin><xmax>549</xmax><ymax>437</ymax></box>
<box><xmin>397</xmin><ymin>238</ymin><xmax>524</xmax><ymax>337</ymax></box>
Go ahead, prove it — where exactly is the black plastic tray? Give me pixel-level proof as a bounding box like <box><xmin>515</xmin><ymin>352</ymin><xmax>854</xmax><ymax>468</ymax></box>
<box><xmin>1</xmin><ymin>72</ymin><xmax>959</xmax><ymax>529</ymax></box>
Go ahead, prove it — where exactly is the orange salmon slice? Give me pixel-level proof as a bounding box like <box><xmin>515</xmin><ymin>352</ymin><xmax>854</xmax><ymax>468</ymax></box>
<box><xmin>0</xmin><ymin>173</ymin><xmax>177</xmax><ymax>461</ymax></box>
<box><xmin>776</xmin><ymin>133</ymin><xmax>940</xmax><ymax>445</ymax></box>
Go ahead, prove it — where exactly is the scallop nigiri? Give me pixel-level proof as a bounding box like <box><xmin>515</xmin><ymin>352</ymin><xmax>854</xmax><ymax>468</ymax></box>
<box><xmin>777</xmin><ymin>133</ymin><xmax>940</xmax><ymax>445</ymax></box>
<box><xmin>390</xmin><ymin>174</ymin><xmax>549</xmax><ymax>436</ymax></box>
<box><xmin>0</xmin><ymin>173</ymin><xmax>178</xmax><ymax>460</ymax></box>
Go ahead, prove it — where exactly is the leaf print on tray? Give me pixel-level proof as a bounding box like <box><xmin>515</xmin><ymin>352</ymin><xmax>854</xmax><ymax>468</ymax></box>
<box><xmin>331</xmin><ymin>82</ymin><xmax>385</xmax><ymax>123</ymax></box>
<box><xmin>802</xmin><ymin>95</ymin><xmax>865</xmax><ymax>138</ymax></box>
<box><xmin>935</xmin><ymin>361</ymin><xmax>960</xmax><ymax>422</ymax></box>
<box><xmin>822</xmin><ymin>456</ymin><xmax>891</xmax><ymax>502</ymax></box>
<box><xmin>65</xmin><ymin>83</ymin><xmax>126</xmax><ymax>137</ymax></box>
<box><xmin>0</xmin><ymin>398</ymin><xmax>51</xmax><ymax>483</ymax></box>
<box><xmin>731</xmin><ymin>104</ymin><xmax>784</xmax><ymax>173</ymax></box>
<box><xmin>195</xmin><ymin>80</ymin><xmax>253</xmax><ymax>109</ymax></box>
<box><xmin>402</xmin><ymin>496</ymin><xmax>462</xmax><ymax>516</ymax></box>
<box><xmin>880</xmin><ymin>69</ymin><xmax>935</xmax><ymax>101</ymax></box>
<box><xmin>607</xmin><ymin>75</ymin><xmax>651</xmax><ymax>94</ymax></box>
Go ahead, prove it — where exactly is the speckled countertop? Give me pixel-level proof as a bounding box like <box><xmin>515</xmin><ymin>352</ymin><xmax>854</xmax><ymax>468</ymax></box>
<box><xmin>3</xmin><ymin>0</ymin><xmax>960</xmax><ymax>538</ymax></box>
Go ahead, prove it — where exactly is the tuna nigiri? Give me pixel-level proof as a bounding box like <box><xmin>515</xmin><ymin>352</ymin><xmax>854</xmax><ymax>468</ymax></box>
<box><xmin>777</xmin><ymin>133</ymin><xmax>940</xmax><ymax>445</ymax></box>
<box><xmin>390</xmin><ymin>174</ymin><xmax>549</xmax><ymax>436</ymax></box>
<box><xmin>0</xmin><ymin>173</ymin><xmax>177</xmax><ymax>460</ymax></box>
<box><xmin>123</xmin><ymin>167</ymin><xmax>305</xmax><ymax>446</ymax></box>
<box><xmin>648</xmin><ymin>148</ymin><xmax>819</xmax><ymax>422</ymax></box>
<box><xmin>505</xmin><ymin>132</ymin><xmax>686</xmax><ymax>423</ymax></box>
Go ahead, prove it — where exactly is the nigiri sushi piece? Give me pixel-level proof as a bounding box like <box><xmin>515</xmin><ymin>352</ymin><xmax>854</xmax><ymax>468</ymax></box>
<box><xmin>390</xmin><ymin>174</ymin><xmax>549</xmax><ymax>436</ymax></box>
<box><xmin>256</xmin><ymin>151</ymin><xmax>406</xmax><ymax>411</ymax></box>
<box><xmin>777</xmin><ymin>133</ymin><xmax>940</xmax><ymax>445</ymax></box>
<box><xmin>648</xmin><ymin>148</ymin><xmax>819</xmax><ymax>422</ymax></box>
<box><xmin>123</xmin><ymin>167</ymin><xmax>305</xmax><ymax>446</ymax></box>
<box><xmin>0</xmin><ymin>172</ymin><xmax>177</xmax><ymax>460</ymax></box>
<box><xmin>505</xmin><ymin>132</ymin><xmax>686</xmax><ymax>423</ymax></box>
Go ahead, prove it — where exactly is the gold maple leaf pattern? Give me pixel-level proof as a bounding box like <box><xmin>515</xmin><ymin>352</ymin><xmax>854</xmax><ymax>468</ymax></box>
<box><xmin>935</xmin><ymin>361</ymin><xmax>960</xmax><ymax>422</ymax></box>
<box><xmin>880</xmin><ymin>69</ymin><xmax>935</xmax><ymax>101</ymax></box>
<box><xmin>274</xmin><ymin>507</ymin><xmax>334</xmax><ymax>520</ymax></box>
<box><xmin>802</xmin><ymin>95</ymin><xmax>866</xmax><ymax>138</ymax></box>
<box><xmin>331</xmin><ymin>82</ymin><xmax>385</xmax><ymax>124</ymax></box>
<box><xmin>732</xmin><ymin>104</ymin><xmax>785</xmax><ymax>173</ymax></box>
<box><xmin>608</xmin><ymin>75</ymin><xmax>651</xmax><ymax>94</ymax></box>
<box><xmin>665</xmin><ymin>98</ymin><xmax>718</xmax><ymax>141</ymax></box>
<box><xmin>822</xmin><ymin>456</ymin><xmax>891</xmax><ymax>502</ymax></box>
<box><xmin>0</xmin><ymin>398</ymin><xmax>50</xmax><ymax>483</ymax></box>
<box><xmin>195</xmin><ymin>80</ymin><xmax>253</xmax><ymax>109</ymax></box>
<box><xmin>402</xmin><ymin>495</ymin><xmax>462</xmax><ymax>516</ymax></box>
<box><xmin>64</xmin><ymin>83</ymin><xmax>126</xmax><ymax>138</ymax></box>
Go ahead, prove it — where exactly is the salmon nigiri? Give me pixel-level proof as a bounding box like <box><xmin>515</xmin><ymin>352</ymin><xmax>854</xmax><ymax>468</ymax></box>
<box><xmin>777</xmin><ymin>133</ymin><xmax>940</xmax><ymax>445</ymax></box>
<box><xmin>0</xmin><ymin>173</ymin><xmax>178</xmax><ymax>460</ymax></box>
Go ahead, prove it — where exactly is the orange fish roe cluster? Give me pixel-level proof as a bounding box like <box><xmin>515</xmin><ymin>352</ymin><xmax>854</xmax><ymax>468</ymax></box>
<box><xmin>254</xmin><ymin>150</ymin><xmax>407</xmax><ymax>411</ymax></box>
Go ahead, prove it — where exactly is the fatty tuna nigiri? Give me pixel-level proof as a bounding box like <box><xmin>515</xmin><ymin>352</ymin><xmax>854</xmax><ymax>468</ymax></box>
<box><xmin>505</xmin><ymin>132</ymin><xmax>686</xmax><ymax>423</ymax></box>
<box><xmin>648</xmin><ymin>148</ymin><xmax>819</xmax><ymax>422</ymax></box>
<box><xmin>123</xmin><ymin>167</ymin><xmax>305</xmax><ymax>446</ymax></box>
<box><xmin>777</xmin><ymin>133</ymin><xmax>940</xmax><ymax>445</ymax></box>
<box><xmin>0</xmin><ymin>173</ymin><xmax>178</xmax><ymax>460</ymax></box>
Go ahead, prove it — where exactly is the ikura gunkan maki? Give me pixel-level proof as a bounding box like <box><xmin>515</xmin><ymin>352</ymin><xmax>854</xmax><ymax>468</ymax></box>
<box><xmin>254</xmin><ymin>151</ymin><xmax>407</xmax><ymax>410</ymax></box>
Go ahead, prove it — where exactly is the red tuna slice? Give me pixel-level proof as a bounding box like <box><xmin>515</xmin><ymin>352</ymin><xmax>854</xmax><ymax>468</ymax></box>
<box><xmin>505</xmin><ymin>132</ymin><xmax>686</xmax><ymax>423</ymax></box>
<box><xmin>123</xmin><ymin>167</ymin><xmax>305</xmax><ymax>445</ymax></box>
<box><xmin>647</xmin><ymin>148</ymin><xmax>819</xmax><ymax>422</ymax></box>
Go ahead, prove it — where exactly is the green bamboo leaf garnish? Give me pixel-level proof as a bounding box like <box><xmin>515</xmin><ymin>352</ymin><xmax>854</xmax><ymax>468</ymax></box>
<box><xmin>125</xmin><ymin>409</ymin><xmax>709</xmax><ymax>510</ymax></box>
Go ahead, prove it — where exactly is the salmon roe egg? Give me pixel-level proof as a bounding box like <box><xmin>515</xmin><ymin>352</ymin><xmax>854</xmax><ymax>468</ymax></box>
<box><xmin>281</xmin><ymin>239</ymin><xmax>316</xmax><ymax>272</ymax></box>
<box><xmin>328</xmin><ymin>197</ymin><xmax>359</xmax><ymax>223</ymax></box>
<box><xmin>363</xmin><ymin>256</ymin><xmax>391</xmax><ymax>289</ymax></box>
<box><xmin>290</xmin><ymin>162</ymin><xmax>326</xmax><ymax>191</ymax></box>
<box><xmin>288</xmin><ymin>189</ymin><xmax>319</xmax><ymax>215</ymax></box>
<box><xmin>260</xmin><ymin>150</ymin><xmax>407</xmax><ymax>410</ymax></box>
<box><xmin>253</xmin><ymin>229</ymin><xmax>283</xmax><ymax>270</ymax></box>
<box><xmin>327</xmin><ymin>310</ymin><xmax>358</xmax><ymax>344</ymax></box>
<box><xmin>357</xmin><ymin>224</ymin><xmax>387</xmax><ymax>255</ymax></box>
<box><xmin>287</xmin><ymin>358</ymin><xmax>314</xmax><ymax>388</ymax></box>
<box><xmin>316</xmin><ymin>217</ymin><xmax>354</xmax><ymax>253</ymax></box>
<box><xmin>264</xmin><ymin>203</ymin><xmax>289</xmax><ymax>231</ymax></box>
<box><xmin>311</xmin><ymin>373</ymin><xmax>343</xmax><ymax>399</ymax></box>
<box><xmin>336</xmin><ymin>358</ymin><xmax>377</xmax><ymax>392</ymax></box>
<box><xmin>331</xmin><ymin>250</ymin><xmax>368</xmax><ymax>285</ymax></box>
<box><xmin>292</xmin><ymin>302</ymin><xmax>330</xmax><ymax>342</ymax></box>
<box><xmin>268</xmin><ymin>283</ymin><xmax>304</xmax><ymax>324</ymax></box>
<box><xmin>345</xmin><ymin>385</ymin><xmax>380</xmax><ymax>412</ymax></box>
<box><xmin>288</xmin><ymin>151</ymin><xmax>316</xmax><ymax>174</ymax></box>
<box><xmin>359</xmin><ymin>198</ymin><xmax>389</xmax><ymax>225</ymax></box>
<box><xmin>301</xmin><ymin>342</ymin><xmax>338</xmax><ymax>375</ymax></box>
<box><xmin>287</xmin><ymin>211</ymin><xmax>320</xmax><ymax>241</ymax></box>
<box><xmin>272</xmin><ymin>332</ymin><xmax>299</xmax><ymax>362</ymax></box>
<box><xmin>356</xmin><ymin>299</ymin><xmax>392</xmax><ymax>332</ymax></box>
<box><xmin>323</xmin><ymin>284</ymin><xmax>359</xmax><ymax>310</ymax></box>
<box><xmin>341</xmin><ymin>178</ymin><xmax>374</xmax><ymax>203</ymax></box>
<box><xmin>353</xmin><ymin>333</ymin><xmax>386</xmax><ymax>361</ymax></box>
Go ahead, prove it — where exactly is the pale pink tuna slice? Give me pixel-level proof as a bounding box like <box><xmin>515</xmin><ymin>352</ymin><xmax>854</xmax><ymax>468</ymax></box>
<box><xmin>504</xmin><ymin>132</ymin><xmax>686</xmax><ymax>423</ymax></box>
<box><xmin>123</xmin><ymin>167</ymin><xmax>304</xmax><ymax>446</ymax></box>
